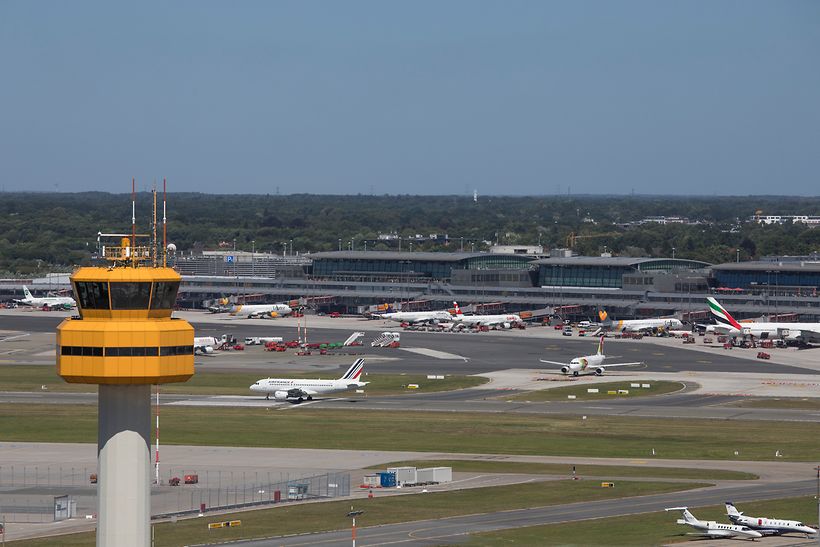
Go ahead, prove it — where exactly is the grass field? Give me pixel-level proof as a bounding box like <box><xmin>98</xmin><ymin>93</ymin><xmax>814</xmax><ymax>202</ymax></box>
<box><xmin>511</xmin><ymin>380</ymin><xmax>684</xmax><ymax>402</ymax></box>
<box><xmin>725</xmin><ymin>397</ymin><xmax>820</xmax><ymax>411</ymax></box>
<box><xmin>8</xmin><ymin>480</ymin><xmax>708</xmax><ymax>547</ymax></box>
<box><xmin>1</xmin><ymin>404</ymin><xmax>817</xmax><ymax>460</ymax></box>
<box><xmin>371</xmin><ymin>459</ymin><xmax>758</xmax><ymax>480</ymax></box>
<box><xmin>0</xmin><ymin>365</ymin><xmax>487</xmax><ymax>396</ymax></box>
<box><xmin>465</xmin><ymin>497</ymin><xmax>818</xmax><ymax>545</ymax></box>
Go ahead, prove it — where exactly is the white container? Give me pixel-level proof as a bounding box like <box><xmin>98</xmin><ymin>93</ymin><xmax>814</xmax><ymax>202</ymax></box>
<box><xmin>387</xmin><ymin>466</ymin><xmax>417</xmax><ymax>486</ymax></box>
<box><xmin>416</xmin><ymin>467</ymin><xmax>452</xmax><ymax>484</ymax></box>
<box><xmin>587</xmin><ymin>388</ymin><xmax>599</xmax><ymax>393</ymax></box>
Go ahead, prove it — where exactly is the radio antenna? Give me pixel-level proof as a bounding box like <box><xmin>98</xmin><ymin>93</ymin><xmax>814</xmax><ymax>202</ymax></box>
<box><xmin>162</xmin><ymin>178</ymin><xmax>167</xmax><ymax>268</ymax></box>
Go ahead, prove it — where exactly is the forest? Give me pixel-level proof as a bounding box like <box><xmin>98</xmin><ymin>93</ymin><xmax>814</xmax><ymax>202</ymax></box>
<box><xmin>1</xmin><ymin>192</ymin><xmax>820</xmax><ymax>275</ymax></box>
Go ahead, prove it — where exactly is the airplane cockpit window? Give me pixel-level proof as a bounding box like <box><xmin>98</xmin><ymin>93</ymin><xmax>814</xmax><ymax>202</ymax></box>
<box><xmin>74</xmin><ymin>281</ymin><xmax>110</xmax><ymax>309</ymax></box>
<box><xmin>110</xmin><ymin>282</ymin><xmax>152</xmax><ymax>310</ymax></box>
<box><xmin>150</xmin><ymin>281</ymin><xmax>180</xmax><ymax>310</ymax></box>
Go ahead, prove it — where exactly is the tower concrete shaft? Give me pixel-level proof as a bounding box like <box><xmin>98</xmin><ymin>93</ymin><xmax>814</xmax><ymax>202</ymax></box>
<box><xmin>97</xmin><ymin>384</ymin><xmax>151</xmax><ymax>547</ymax></box>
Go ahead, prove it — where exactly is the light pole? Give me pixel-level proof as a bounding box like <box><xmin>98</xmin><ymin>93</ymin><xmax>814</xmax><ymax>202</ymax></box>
<box><xmin>347</xmin><ymin>508</ymin><xmax>364</xmax><ymax>547</ymax></box>
<box><xmin>338</xmin><ymin>239</ymin><xmax>342</xmax><ymax>251</ymax></box>
<box><xmin>289</xmin><ymin>239</ymin><xmax>293</xmax><ymax>256</ymax></box>
<box><xmin>251</xmin><ymin>240</ymin><xmax>255</xmax><ymax>277</ymax></box>
<box><xmin>815</xmin><ymin>465</ymin><xmax>820</xmax><ymax>547</ymax></box>
<box><xmin>736</xmin><ymin>248</ymin><xmax>740</xmax><ymax>263</ymax></box>
<box><xmin>672</xmin><ymin>247</ymin><xmax>676</xmax><ymax>260</ymax></box>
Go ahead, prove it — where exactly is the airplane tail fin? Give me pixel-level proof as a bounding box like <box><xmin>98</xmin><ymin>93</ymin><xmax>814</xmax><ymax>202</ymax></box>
<box><xmin>452</xmin><ymin>301</ymin><xmax>463</xmax><ymax>317</ymax></box>
<box><xmin>598</xmin><ymin>309</ymin><xmax>612</xmax><ymax>327</ymax></box>
<box><xmin>597</xmin><ymin>336</ymin><xmax>605</xmax><ymax>355</ymax></box>
<box><xmin>339</xmin><ymin>358</ymin><xmax>365</xmax><ymax>382</ymax></box>
<box><xmin>725</xmin><ymin>501</ymin><xmax>742</xmax><ymax>517</ymax></box>
<box><xmin>23</xmin><ymin>286</ymin><xmax>33</xmax><ymax>299</ymax></box>
<box><xmin>706</xmin><ymin>297</ymin><xmax>743</xmax><ymax>331</ymax></box>
<box><xmin>665</xmin><ymin>507</ymin><xmax>697</xmax><ymax>524</ymax></box>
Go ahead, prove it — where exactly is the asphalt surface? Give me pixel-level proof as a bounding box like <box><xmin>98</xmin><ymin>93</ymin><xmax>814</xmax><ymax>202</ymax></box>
<box><xmin>221</xmin><ymin>480</ymin><xmax>818</xmax><ymax>546</ymax></box>
<box><xmin>2</xmin><ymin>311</ymin><xmax>816</xmax><ymax>376</ymax></box>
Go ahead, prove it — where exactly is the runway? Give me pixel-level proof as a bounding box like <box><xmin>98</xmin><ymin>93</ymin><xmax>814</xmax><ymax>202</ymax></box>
<box><xmin>228</xmin><ymin>479</ymin><xmax>818</xmax><ymax>546</ymax></box>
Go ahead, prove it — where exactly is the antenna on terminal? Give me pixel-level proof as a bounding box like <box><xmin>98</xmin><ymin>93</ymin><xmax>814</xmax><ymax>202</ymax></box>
<box><xmin>152</xmin><ymin>181</ymin><xmax>158</xmax><ymax>268</ymax></box>
<box><xmin>131</xmin><ymin>178</ymin><xmax>136</xmax><ymax>251</ymax></box>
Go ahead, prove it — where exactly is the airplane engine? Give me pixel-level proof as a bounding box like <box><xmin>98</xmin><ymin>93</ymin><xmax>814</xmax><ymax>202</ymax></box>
<box><xmin>594</xmin><ymin>367</ymin><xmax>605</xmax><ymax>376</ymax></box>
<box><xmin>273</xmin><ymin>391</ymin><xmax>290</xmax><ymax>402</ymax></box>
<box><xmin>560</xmin><ymin>366</ymin><xmax>569</xmax><ymax>374</ymax></box>
<box><xmin>195</xmin><ymin>346</ymin><xmax>214</xmax><ymax>354</ymax></box>
<box><xmin>269</xmin><ymin>312</ymin><xmax>279</xmax><ymax>318</ymax></box>
<box><xmin>501</xmin><ymin>322</ymin><xmax>511</xmax><ymax>329</ymax></box>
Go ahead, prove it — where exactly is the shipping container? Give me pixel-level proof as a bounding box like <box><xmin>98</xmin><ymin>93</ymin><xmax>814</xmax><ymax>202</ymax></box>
<box><xmin>378</xmin><ymin>472</ymin><xmax>396</xmax><ymax>487</ymax></box>
<box><xmin>387</xmin><ymin>466</ymin><xmax>417</xmax><ymax>485</ymax></box>
<box><xmin>416</xmin><ymin>467</ymin><xmax>452</xmax><ymax>484</ymax></box>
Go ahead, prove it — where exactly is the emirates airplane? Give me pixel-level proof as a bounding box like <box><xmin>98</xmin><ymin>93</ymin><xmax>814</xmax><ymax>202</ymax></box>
<box><xmin>707</xmin><ymin>297</ymin><xmax>820</xmax><ymax>345</ymax></box>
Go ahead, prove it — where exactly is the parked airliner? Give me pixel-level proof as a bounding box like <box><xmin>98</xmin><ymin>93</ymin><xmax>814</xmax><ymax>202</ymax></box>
<box><xmin>666</xmin><ymin>507</ymin><xmax>762</xmax><ymax>539</ymax></box>
<box><xmin>15</xmin><ymin>286</ymin><xmax>76</xmax><ymax>308</ymax></box>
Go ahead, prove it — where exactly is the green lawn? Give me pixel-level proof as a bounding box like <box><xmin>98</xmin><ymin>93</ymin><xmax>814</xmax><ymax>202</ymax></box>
<box><xmin>8</xmin><ymin>480</ymin><xmax>708</xmax><ymax>547</ymax></box>
<box><xmin>465</xmin><ymin>497</ymin><xmax>818</xmax><ymax>545</ymax></box>
<box><xmin>0</xmin><ymin>405</ymin><xmax>818</xmax><ymax>461</ymax></box>
<box><xmin>725</xmin><ymin>397</ymin><xmax>820</xmax><ymax>411</ymax></box>
<box><xmin>511</xmin><ymin>380</ymin><xmax>684</xmax><ymax>402</ymax></box>
<box><xmin>0</xmin><ymin>365</ymin><xmax>487</xmax><ymax>396</ymax></box>
<box><xmin>371</xmin><ymin>459</ymin><xmax>757</xmax><ymax>481</ymax></box>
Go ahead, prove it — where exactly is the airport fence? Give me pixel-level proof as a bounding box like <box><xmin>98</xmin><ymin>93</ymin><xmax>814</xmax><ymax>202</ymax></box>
<box><xmin>0</xmin><ymin>467</ymin><xmax>350</xmax><ymax>522</ymax></box>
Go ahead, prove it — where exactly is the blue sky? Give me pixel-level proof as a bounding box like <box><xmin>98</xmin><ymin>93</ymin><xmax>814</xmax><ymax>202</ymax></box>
<box><xmin>1</xmin><ymin>1</ymin><xmax>818</xmax><ymax>195</ymax></box>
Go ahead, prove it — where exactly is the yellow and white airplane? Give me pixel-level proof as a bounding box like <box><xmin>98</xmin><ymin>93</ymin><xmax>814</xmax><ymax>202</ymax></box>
<box><xmin>539</xmin><ymin>336</ymin><xmax>642</xmax><ymax>376</ymax></box>
<box><xmin>229</xmin><ymin>303</ymin><xmax>292</xmax><ymax>319</ymax></box>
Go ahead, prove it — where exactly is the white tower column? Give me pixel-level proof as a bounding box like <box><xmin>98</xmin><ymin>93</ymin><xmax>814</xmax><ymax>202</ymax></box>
<box><xmin>97</xmin><ymin>384</ymin><xmax>151</xmax><ymax>547</ymax></box>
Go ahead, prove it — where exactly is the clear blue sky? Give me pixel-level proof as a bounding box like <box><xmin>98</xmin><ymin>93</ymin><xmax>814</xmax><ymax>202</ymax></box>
<box><xmin>1</xmin><ymin>1</ymin><xmax>818</xmax><ymax>195</ymax></box>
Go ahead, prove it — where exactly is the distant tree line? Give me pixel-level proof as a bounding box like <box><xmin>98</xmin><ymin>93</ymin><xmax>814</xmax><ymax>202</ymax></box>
<box><xmin>1</xmin><ymin>192</ymin><xmax>819</xmax><ymax>275</ymax></box>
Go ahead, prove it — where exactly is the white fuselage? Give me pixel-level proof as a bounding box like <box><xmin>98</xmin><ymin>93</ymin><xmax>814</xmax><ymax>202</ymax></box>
<box><xmin>249</xmin><ymin>378</ymin><xmax>365</xmax><ymax>398</ymax></box>
<box><xmin>566</xmin><ymin>353</ymin><xmax>605</xmax><ymax>375</ymax></box>
<box><xmin>731</xmin><ymin>515</ymin><xmax>817</xmax><ymax>536</ymax></box>
<box><xmin>17</xmin><ymin>294</ymin><xmax>76</xmax><ymax>308</ymax></box>
<box><xmin>380</xmin><ymin>310</ymin><xmax>452</xmax><ymax>324</ymax></box>
<box><xmin>453</xmin><ymin>313</ymin><xmax>522</xmax><ymax>328</ymax></box>
<box><xmin>610</xmin><ymin>318</ymin><xmax>683</xmax><ymax>332</ymax></box>
<box><xmin>230</xmin><ymin>304</ymin><xmax>292</xmax><ymax>318</ymax></box>
<box><xmin>690</xmin><ymin>520</ymin><xmax>762</xmax><ymax>539</ymax></box>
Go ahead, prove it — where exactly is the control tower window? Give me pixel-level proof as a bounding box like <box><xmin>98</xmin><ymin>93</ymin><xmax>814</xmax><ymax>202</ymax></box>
<box><xmin>75</xmin><ymin>282</ymin><xmax>110</xmax><ymax>309</ymax></box>
<box><xmin>150</xmin><ymin>281</ymin><xmax>180</xmax><ymax>310</ymax></box>
<box><xmin>110</xmin><ymin>282</ymin><xmax>152</xmax><ymax>310</ymax></box>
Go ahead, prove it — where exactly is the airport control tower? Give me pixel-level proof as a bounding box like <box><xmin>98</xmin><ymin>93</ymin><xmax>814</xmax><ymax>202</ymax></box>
<box><xmin>57</xmin><ymin>186</ymin><xmax>193</xmax><ymax>547</ymax></box>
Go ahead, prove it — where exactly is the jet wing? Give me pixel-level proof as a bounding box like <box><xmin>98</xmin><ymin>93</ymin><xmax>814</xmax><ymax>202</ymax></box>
<box><xmin>688</xmin><ymin>530</ymin><xmax>736</xmax><ymax>538</ymax></box>
<box><xmin>598</xmin><ymin>361</ymin><xmax>643</xmax><ymax>369</ymax></box>
<box><xmin>539</xmin><ymin>359</ymin><xmax>570</xmax><ymax>366</ymax></box>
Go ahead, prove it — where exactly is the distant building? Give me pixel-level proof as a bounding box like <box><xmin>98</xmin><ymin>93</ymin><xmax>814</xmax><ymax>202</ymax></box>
<box><xmin>750</xmin><ymin>215</ymin><xmax>820</xmax><ymax>226</ymax></box>
<box><xmin>489</xmin><ymin>245</ymin><xmax>544</xmax><ymax>255</ymax></box>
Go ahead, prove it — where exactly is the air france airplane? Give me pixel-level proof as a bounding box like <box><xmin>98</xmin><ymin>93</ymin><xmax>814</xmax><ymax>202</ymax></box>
<box><xmin>250</xmin><ymin>359</ymin><xmax>367</xmax><ymax>402</ymax></box>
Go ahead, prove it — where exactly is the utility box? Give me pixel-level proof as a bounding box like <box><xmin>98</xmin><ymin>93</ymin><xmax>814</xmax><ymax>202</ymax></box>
<box><xmin>387</xmin><ymin>466</ymin><xmax>417</xmax><ymax>486</ymax></box>
<box><xmin>417</xmin><ymin>467</ymin><xmax>452</xmax><ymax>484</ymax></box>
<box><xmin>378</xmin><ymin>472</ymin><xmax>396</xmax><ymax>487</ymax></box>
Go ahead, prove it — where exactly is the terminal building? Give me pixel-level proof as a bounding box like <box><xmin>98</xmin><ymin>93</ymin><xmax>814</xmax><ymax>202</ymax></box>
<box><xmin>4</xmin><ymin>252</ymin><xmax>820</xmax><ymax>321</ymax></box>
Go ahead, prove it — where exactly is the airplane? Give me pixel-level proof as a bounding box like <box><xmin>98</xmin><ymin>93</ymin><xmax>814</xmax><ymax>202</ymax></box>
<box><xmin>707</xmin><ymin>297</ymin><xmax>820</xmax><ymax>345</ymax></box>
<box><xmin>451</xmin><ymin>302</ymin><xmax>522</xmax><ymax>329</ymax></box>
<box><xmin>665</xmin><ymin>507</ymin><xmax>763</xmax><ymax>540</ymax></box>
<box><xmin>249</xmin><ymin>358</ymin><xmax>367</xmax><ymax>402</ymax></box>
<box><xmin>194</xmin><ymin>334</ymin><xmax>233</xmax><ymax>354</ymax></box>
<box><xmin>594</xmin><ymin>310</ymin><xmax>683</xmax><ymax>334</ymax></box>
<box><xmin>539</xmin><ymin>336</ymin><xmax>642</xmax><ymax>376</ymax></box>
<box><xmin>725</xmin><ymin>501</ymin><xmax>817</xmax><ymax>537</ymax></box>
<box><xmin>15</xmin><ymin>286</ymin><xmax>76</xmax><ymax>308</ymax></box>
<box><xmin>229</xmin><ymin>303</ymin><xmax>292</xmax><ymax>319</ymax></box>
<box><xmin>376</xmin><ymin>308</ymin><xmax>453</xmax><ymax>325</ymax></box>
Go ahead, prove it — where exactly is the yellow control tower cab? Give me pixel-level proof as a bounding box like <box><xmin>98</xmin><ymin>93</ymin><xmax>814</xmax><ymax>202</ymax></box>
<box><xmin>57</xmin><ymin>182</ymin><xmax>194</xmax><ymax>385</ymax></box>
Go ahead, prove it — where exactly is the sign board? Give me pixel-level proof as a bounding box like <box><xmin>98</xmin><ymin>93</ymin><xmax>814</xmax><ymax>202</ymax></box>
<box><xmin>224</xmin><ymin>255</ymin><xmax>235</xmax><ymax>264</ymax></box>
